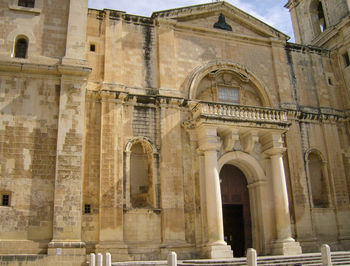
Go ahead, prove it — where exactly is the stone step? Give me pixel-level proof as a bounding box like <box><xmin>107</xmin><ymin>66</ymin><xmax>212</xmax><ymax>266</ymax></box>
<box><xmin>112</xmin><ymin>252</ymin><xmax>350</xmax><ymax>266</ymax></box>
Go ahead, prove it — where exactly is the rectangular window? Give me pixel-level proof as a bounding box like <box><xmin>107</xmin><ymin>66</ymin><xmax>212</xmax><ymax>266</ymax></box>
<box><xmin>328</xmin><ymin>78</ymin><xmax>333</xmax><ymax>86</ymax></box>
<box><xmin>344</xmin><ymin>52</ymin><xmax>350</xmax><ymax>67</ymax></box>
<box><xmin>90</xmin><ymin>44</ymin><xmax>96</xmax><ymax>52</ymax></box>
<box><xmin>218</xmin><ymin>87</ymin><xmax>240</xmax><ymax>104</ymax></box>
<box><xmin>84</xmin><ymin>204</ymin><xmax>91</xmax><ymax>214</ymax></box>
<box><xmin>18</xmin><ymin>0</ymin><xmax>35</xmax><ymax>8</ymax></box>
<box><xmin>2</xmin><ymin>194</ymin><xmax>10</xmax><ymax>206</ymax></box>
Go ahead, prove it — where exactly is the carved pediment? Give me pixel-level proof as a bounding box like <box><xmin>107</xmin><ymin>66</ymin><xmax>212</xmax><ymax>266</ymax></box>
<box><xmin>152</xmin><ymin>1</ymin><xmax>289</xmax><ymax>41</ymax></box>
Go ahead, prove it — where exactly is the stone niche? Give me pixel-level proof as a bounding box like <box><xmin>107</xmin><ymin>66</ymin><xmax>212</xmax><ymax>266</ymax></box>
<box><xmin>196</xmin><ymin>70</ymin><xmax>263</xmax><ymax>106</ymax></box>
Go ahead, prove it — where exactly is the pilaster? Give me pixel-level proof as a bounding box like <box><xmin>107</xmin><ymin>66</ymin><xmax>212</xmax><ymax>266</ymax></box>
<box><xmin>159</xmin><ymin>99</ymin><xmax>187</xmax><ymax>252</ymax></box>
<box><xmin>96</xmin><ymin>92</ymin><xmax>128</xmax><ymax>259</ymax></box>
<box><xmin>62</xmin><ymin>0</ymin><xmax>88</xmax><ymax>65</ymax></box>
<box><xmin>48</xmin><ymin>74</ymin><xmax>87</xmax><ymax>256</ymax></box>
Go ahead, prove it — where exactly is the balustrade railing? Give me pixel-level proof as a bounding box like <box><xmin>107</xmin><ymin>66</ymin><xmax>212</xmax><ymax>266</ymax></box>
<box><xmin>192</xmin><ymin>102</ymin><xmax>288</xmax><ymax>124</ymax></box>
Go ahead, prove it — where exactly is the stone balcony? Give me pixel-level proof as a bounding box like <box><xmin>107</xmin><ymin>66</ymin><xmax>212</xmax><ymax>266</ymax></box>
<box><xmin>189</xmin><ymin>101</ymin><xmax>289</xmax><ymax>128</ymax></box>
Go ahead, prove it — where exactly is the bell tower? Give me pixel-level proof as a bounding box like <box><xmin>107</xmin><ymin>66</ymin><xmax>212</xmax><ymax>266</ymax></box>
<box><xmin>285</xmin><ymin>0</ymin><xmax>349</xmax><ymax>46</ymax></box>
<box><xmin>285</xmin><ymin>0</ymin><xmax>350</xmax><ymax>89</ymax></box>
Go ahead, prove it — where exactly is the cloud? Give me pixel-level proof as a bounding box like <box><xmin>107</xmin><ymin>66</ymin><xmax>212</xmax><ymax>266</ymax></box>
<box><xmin>88</xmin><ymin>0</ymin><xmax>294</xmax><ymax>40</ymax></box>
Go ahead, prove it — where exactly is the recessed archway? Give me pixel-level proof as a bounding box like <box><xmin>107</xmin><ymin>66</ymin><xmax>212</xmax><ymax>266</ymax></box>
<box><xmin>186</xmin><ymin>60</ymin><xmax>273</xmax><ymax>107</ymax></box>
<box><xmin>218</xmin><ymin>151</ymin><xmax>271</xmax><ymax>255</ymax></box>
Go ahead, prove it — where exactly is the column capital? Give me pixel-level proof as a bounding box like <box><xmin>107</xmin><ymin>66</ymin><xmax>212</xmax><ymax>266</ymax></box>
<box><xmin>196</xmin><ymin>125</ymin><xmax>221</xmax><ymax>152</ymax></box>
<box><xmin>241</xmin><ymin>130</ymin><xmax>259</xmax><ymax>154</ymax></box>
<box><xmin>222</xmin><ymin>128</ymin><xmax>240</xmax><ymax>153</ymax></box>
<box><xmin>260</xmin><ymin>132</ymin><xmax>286</xmax><ymax>156</ymax></box>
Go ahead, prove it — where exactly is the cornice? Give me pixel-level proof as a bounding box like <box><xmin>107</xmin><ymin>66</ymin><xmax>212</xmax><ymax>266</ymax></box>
<box><xmin>86</xmin><ymin>90</ymin><xmax>188</xmax><ymax>108</ymax></box>
<box><xmin>285</xmin><ymin>42</ymin><xmax>330</xmax><ymax>56</ymax></box>
<box><xmin>284</xmin><ymin>106</ymin><xmax>348</xmax><ymax>122</ymax></box>
<box><xmin>284</xmin><ymin>0</ymin><xmax>301</xmax><ymax>9</ymax></box>
<box><xmin>86</xmin><ymin>89</ymin><xmax>350</xmax><ymax>124</ymax></box>
<box><xmin>0</xmin><ymin>60</ymin><xmax>91</xmax><ymax>76</ymax></box>
<box><xmin>88</xmin><ymin>8</ymin><xmax>154</xmax><ymax>26</ymax></box>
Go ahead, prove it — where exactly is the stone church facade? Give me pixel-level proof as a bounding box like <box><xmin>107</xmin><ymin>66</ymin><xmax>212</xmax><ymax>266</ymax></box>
<box><xmin>0</xmin><ymin>0</ymin><xmax>350</xmax><ymax>264</ymax></box>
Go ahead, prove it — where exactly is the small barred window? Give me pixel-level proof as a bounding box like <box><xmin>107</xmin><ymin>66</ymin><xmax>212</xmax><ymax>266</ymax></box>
<box><xmin>2</xmin><ymin>194</ymin><xmax>10</xmax><ymax>206</ymax></box>
<box><xmin>84</xmin><ymin>204</ymin><xmax>91</xmax><ymax>214</ymax></box>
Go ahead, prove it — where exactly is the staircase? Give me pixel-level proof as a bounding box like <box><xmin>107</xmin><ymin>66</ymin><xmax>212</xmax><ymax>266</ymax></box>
<box><xmin>178</xmin><ymin>251</ymin><xmax>350</xmax><ymax>266</ymax></box>
<box><xmin>112</xmin><ymin>251</ymin><xmax>350</xmax><ymax>266</ymax></box>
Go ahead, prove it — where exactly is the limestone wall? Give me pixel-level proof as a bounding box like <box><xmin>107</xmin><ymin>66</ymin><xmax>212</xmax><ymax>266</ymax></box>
<box><xmin>285</xmin><ymin>44</ymin><xmax>346</xmax><ymax>109</ymax></box>
<box><xmin>86</xmin><ymin>10</ymin><xmax>158</xmax><ymax>89</ymax></box>
<box><xmin>0</xmin><ymin>73</ymin><xmax>59</xmax><ymax>252</ymax></box>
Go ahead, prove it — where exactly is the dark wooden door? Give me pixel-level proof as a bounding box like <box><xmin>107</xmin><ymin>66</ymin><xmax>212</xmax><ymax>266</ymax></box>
<box><xmin>220</xmin><ymin>164</ymin><xmax>252</xmax><ymax>257</ymax></box>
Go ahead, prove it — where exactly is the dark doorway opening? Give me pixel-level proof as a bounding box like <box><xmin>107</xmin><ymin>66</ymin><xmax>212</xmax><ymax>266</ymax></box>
<box><xmin>222</xmin><ymin>204</ymin><xmax>245</xmax><ymax>257</ymax></box>
<box><xmin>220</xmin><ymin>164</ymin><xmax>252</xmax><ymax>257</ymax></box>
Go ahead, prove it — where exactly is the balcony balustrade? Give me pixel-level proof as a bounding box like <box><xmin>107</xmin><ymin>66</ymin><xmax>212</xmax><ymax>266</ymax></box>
<box><xmin>191</xmin><ymin>102</ymin><xmax>289</xmax><ymax>125</ymax></box>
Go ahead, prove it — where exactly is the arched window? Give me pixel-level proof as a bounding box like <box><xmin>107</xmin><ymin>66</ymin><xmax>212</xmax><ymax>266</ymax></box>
<box><xmin>306</xmin><ymin>150</ymin><xmax>330</xmax><ymax>208</ymax></box>
<box><xmin>14</xmin><ymin>37</ymin><xmax>28</xmax><ymax>58</ymax></box>
<box><xmin>310</xmin><ymin>0</ymin><xmax>327</xmax><ymax>36</ymax></box>
<box><xmin>125</xmin><ymin>138</ymin><xmax>157</xmax><ymax>209</ymax></box>
<box><xmin>18</xmin><ymin>0</ymin><xmax>35</xmax><ymax>8</ymax></box>
<box><xmin>317</xmin><ymin>1</ymin><xmax>326</xmax><ymax>32</ymax></box>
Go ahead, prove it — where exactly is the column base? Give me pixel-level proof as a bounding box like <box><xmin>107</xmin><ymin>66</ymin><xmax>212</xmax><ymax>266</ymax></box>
<box><xmin>202</xmin><ymin>244</ymin><xmax>233</xmax><ymax>259</ymax></box>
<box><xmin>95</xmin><ymin>241</ymin><xmax>130</xmax><ymax>261</ymax></box>
<box><xmin>271</xmin><ymin>240</ymin><xmax>302</xmax><ymax>255</ymax></box>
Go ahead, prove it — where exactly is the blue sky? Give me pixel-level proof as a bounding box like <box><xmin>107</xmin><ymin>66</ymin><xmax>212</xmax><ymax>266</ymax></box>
<box><xmin>88</xmin><ymin>0</ymin><xmax>294</xmax><ymax>41</ymax></box>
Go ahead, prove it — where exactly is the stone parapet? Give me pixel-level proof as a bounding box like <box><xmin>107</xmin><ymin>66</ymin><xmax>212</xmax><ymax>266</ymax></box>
<box><xmin>191</xmin><ymin>102</ymin><xmax>289</xmax><ymax>127</ymax></box>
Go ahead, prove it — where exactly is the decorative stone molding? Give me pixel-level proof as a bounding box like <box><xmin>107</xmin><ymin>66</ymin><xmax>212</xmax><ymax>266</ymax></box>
<box><xmin>260</xmin><ymin>132</ymin><xmax>286</xmax><ymax>156</ymax></box>
<box><xmin>191</xmin><ymin>102</ymin><xmax>289</xmax><ymax>127</ymax></box>
<box><xmin>196</xmin><ymin>126</ymin><xmax>221</xmax><ymax>152</ymax></box>
<box><xmin>186</xmin><ymin>60</ymin><xmax>273</xmax><ymax>107</ymax></box>
<box><xmin>283</xmin><ymin>107</ymin><xmax>348</xmax><ymax>123</ymax></box>
<box><xmin>222</xmin><ymin>129</ymin><xmax>240</xmax><ymax>153</ymax></box>
<box><xmin>241</xmin><ymin>131</ymin><xmax>259</xmax><ymax>154</ymax></box>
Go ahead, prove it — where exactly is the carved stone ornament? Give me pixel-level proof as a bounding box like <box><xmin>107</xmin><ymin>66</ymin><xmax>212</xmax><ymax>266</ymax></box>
<box><xmin>213</xmin><ymin>13</ymin><xmax>232</xmax><ymax>31</ymax></box>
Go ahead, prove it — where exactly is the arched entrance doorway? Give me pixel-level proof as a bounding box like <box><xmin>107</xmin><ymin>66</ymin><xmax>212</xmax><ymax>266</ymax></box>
<box><xmin>220</xmin><ymin>164</ymin><xmax>252</xmax><ymax>257</ymax></box>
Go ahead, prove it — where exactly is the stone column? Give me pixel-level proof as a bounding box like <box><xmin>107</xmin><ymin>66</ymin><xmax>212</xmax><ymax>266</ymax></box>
<box><xmin>197</xmin><ymin>126</ymin><xmax>232</xmax><ymax>259</ymax></box>
<box><xmin>261</xmin><ymin>132</ymin><xmax>302</xmax><ymax>255</ymax></box>
<box><xmin>270</xmin><ymin>152</ymin><xmax>294</xmax><ymax>242</ymax></box>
